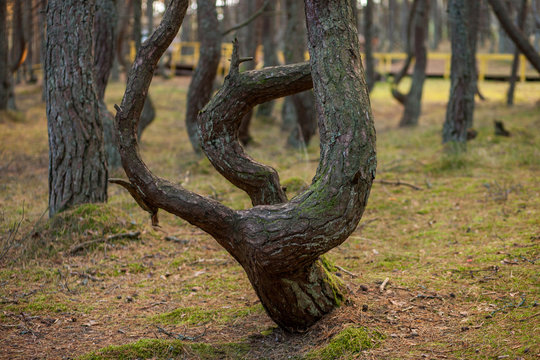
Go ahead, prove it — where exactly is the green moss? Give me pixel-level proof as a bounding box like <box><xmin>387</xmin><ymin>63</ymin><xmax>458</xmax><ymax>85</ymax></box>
<box><xmin>305</xmin><ymin>327</ymin><xmax>384</xmax><ymax>359</ymax></box>
<box><xmin>319</xmin><ymin>256</ymin><xmax>344</xmax><ymax>306</ymax></box>
<box><xmin>79</xmin><ymin>339</ymin><xmax>249</xmax><ymax>360</ymax></box>
<box><xmin>282</xmin><ymin>177</ymin><xmax>309</xmax><ymax>196</ymax></box>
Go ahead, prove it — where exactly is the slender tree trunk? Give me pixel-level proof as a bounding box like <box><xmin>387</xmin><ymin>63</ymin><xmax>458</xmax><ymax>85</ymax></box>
<box><xmin>442</xmin><ymin>0</ymin><xmax>480</xmax><ymax>147</ymax></box>
<box><xmin>133</xmin><ymin>0</ymin><xmax>156</xmax><ymax>139</ymax></box>
<box><xmin>147</xmin><ymin>0</ymin><xmax>154</xmax><ymax>35</ymax></box>
<box><xmin>46</xmin><ymin>0</ymin><xmax>108</xmax><ymax>217</ymax></box>
<box><xmin>40</xmin><ymin>0</ymin><xmax>47</xmax><ymax>100</ymax></box>
<box><xmin>507</xmin><ymin>0</ymin><xmax>528</xmax><ymax>105</ymax></box>
<box><xmin>24</xmin><ymin>0</ymin><xmax>37</xmax><ymax>83</ymax></box>
<box><xmin>364</xmin><ymin>0</ymin><xmax>376</xmax><ymax>91</ymax></box>
<box><xmin>8</xmin><ymin>0</ymin><xmax>26</xmax><ymax>110</ymax></box>
<box><xmin>401</xmin><ymin>0</ymin><xmax>410</xmax><ymax>51</ymax></box>
<box><xmin>430</xmin><ymin>0</ymin><xmax>442</xmax><ymax>50</ymax></box>
<box><xmin>282</xmin><ymin>0</ymin><xmax>316</xmax><ymax>148</ymax></box>
<box><xmin>237</xmin><ymin>0</ymin><xmax>259</xmax><ymax>146</ymax></box>
<box><xmin>387</xmin><ymin>0</ymin><xmax>397</xmax><ymax>51</ymax></box>
<box><xmin>94</xmin><ymin>0</ymin><xmax>121</xmax><ymax>168</ymax></box>
<box><xmin>257</xmin><ymin>1</ymin><xmax>279</xmax><ymax>118</ymax></box>
<box><xmin>115</xmin><ymin>0</ymin><xmax>376</xmax><ymax>332</ymax></box>
<box><xmin>488</xmin><ymin>0</ymin><xmax>540</xmax><ymax>72</ymax></box>
<box><xmin>185</xmin><ymin>0</ymin><xmax>221</xmax><ymax>153</ymax></box>
<box><xmin>0</xmin><ymin>0</ymin><xmax>8</xmax><ymax>110</ymax></box>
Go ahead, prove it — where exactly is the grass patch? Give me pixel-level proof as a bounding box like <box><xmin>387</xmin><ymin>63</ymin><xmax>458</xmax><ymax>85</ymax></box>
<box><xmin>151</xmin><ymin>304</ymin><xmax>264</xmax><ymax>325</ymax></box>
<box><xmin>305</xmin><ymin>326</ymin><xmax>384</xmax><ymax>359</ymax></box>
<box><xmin>79</xmin><ymin>338</ymin><xmax>249</xmax><ymax>360</ymax></box>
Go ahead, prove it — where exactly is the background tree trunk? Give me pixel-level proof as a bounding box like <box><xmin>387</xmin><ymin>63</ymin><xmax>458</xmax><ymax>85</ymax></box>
<box><xmin>0</xmin><ymin>0</ymin><xmax>8</xmax><ymax>110</ymax></box>
<box><xmin>488</xmin><ymin>0</ymin><xmax>540</xmax><ymax>71</ymax></box>
<box><xmin>133</xmin><ymin>0</ymin><xmax>156</xmax><ymax>139</ymax></box>
<box><xmin>46</xmin><ymin>0</ymin><xmax>108</xmax><ymax>217</ymax></box>
<box><xmin>442</xmin><ymin>0</ymin><xmax>480</xmax><ymax>147</ymax></box>
<box><xmin>8</xmin><ymin>0</ymin><xmax>26</xmax><ymax>110</ymax></box>
<box><xmin>507</xmin><ymin>0</ymin><xmax>528</xmax><ymax>105</ymax></box>
<box><xmin>398</xmin><ymin>0</ymin><xmax>429</xmax><ymax>127</ymax></box>
<box><xmin>256</xmin><ymin>1</ymin><xmax>279</xmax><ymax>118</ymax></box>
<box><xmin>23</xmin><ymin>0</ymin><xmax>37</xmax><ymax>83</ymax></box>
<box><xmin>282</xmin><ymin>0</ymin><xmax>316</xmax><ymax>148</ymax></box>
<box><xmin>185</xmin><ymin>0</ymin><xmax>221</xmax><ymax>153</ymax></box>
<box><xmin>94</xmin><ymin>0</ymin><xmax>121</xmax><ymax>168</ymax></box>
<box><xmin>364</xmin><ymin>0</ymin><xmax>376</xmax><ymax>91</ymax></box>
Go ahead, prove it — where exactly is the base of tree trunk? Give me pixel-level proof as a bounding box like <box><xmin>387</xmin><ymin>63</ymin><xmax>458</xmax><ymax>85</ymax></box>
<box><xmin>245</xmin><ymin>257</ymin><xmax>344</xmax><ymax>332</ymax></box>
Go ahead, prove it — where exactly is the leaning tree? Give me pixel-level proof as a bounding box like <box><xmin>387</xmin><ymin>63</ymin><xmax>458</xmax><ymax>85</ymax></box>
<box><xmin>114</xmin><ymin>0</ymin><xmax>376</xmax><ymax>332</ymax></box>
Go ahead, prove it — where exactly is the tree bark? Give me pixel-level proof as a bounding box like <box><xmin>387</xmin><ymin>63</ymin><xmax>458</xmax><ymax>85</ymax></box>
<box><xmin>185</xmin><ymin>0</ymin><xmax>221</xmax><ymax>153</ymax></box>
<box><xmin>507</xmin><ymin>0</ymin><xmax>528</xmax><ymax>106</ymax></box>
<box><xmin>283</xmin><ymin>0</ymin><xmax>316</xmax><ymax>148</ymax></box>
<box><xmin>115</xmin><ymin>0</ymin><xmax>375</xmax><ymax>332</ymax></box>
<box><xmin>364</xmin><ymin>0</ymin><xmax>375</xmax><ymax>91</ymax></box>
<box><xmin>488</xmin><ymin>0</ymin><xmax>540</xmax><ymax>72</ymax></box>
<box><xmin>146</xmin><ymin>0</ymin><xmax>154</xmax><ymax>35</ymax></box>
<box><xmin>46</xmin><ymin>0</ymin><xmax>108</xmax><ymax>217</ymax></box>
<box><xmin>23</xmin><ymin>0</ymin><xmax>37</xmax><ymax>83</ymax></box>
<box><xmin>442</xmin><ymin>0</ymin><xmax>480</xmax><ymax>147</ymax></box>
<box><xmin>0</xmin><ymin>0</ymin><xmax>8</xmax><ymax>110</ymax></box>
<box><xmin>94</xmin><ymin>0</ymin><xmax>121</xmax><ymax>168</ymax></box>
<box><xmin>8</xmin><ymin>0</ymin><xmax>26</xmax><ymax>110</ymax></box>
<box><xmin>391</xmin><ymin>0</ymin><xmax>429</xmax><ymax>127</ymax></box>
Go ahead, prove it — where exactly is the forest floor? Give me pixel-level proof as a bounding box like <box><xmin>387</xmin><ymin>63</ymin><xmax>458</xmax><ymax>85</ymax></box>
<box><xmin>0</xmin><ymin>76</ymin><xmax>539</xmax><ymax>360</ymax></box>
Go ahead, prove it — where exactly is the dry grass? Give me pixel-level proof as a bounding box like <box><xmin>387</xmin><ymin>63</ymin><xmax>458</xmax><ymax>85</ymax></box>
<box><xmin>0</xmin><ymin>76</ymin><xmax>539</xmax><ymax>359</ymax></box>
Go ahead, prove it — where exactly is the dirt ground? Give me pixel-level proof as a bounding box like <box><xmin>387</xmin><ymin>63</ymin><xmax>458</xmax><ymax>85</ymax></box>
<box><xmin>0</xmin><ymin>77</ymin><xmax>539</xmax><ymax>359</ymax></box>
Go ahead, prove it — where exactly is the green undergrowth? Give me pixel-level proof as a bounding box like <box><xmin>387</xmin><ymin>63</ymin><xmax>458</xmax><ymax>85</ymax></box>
<box><xmin>305</xmin><ymin>326</ymin><xmax>385</xmax><ymax>359</ymax></box>
<box><xmin>19</xmin><ymin>203</ymin><xmax>141</xmax><ymax>260</ymax></box>
<box><xmin>79</xmin><ymin>338</ymin><xmax>249</xmax><ymax>360</ymax></box>
<box><xmin>151</xmin><ymin>304</ymin><xmax>264</xmax><ymax>326</ymax></box>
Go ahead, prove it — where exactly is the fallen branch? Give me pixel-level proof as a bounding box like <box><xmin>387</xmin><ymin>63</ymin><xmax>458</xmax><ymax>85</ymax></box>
<box><xmin>70</xmin><ymin>271</ymin><xmax>103</xmax><ymax>282</ymax></box>
<box><xmin>380</xmin><ymin>277</ymin><xmax>390</xmax><ymax>292</ymax></box>
<box><xmin>335</xmin><ymin>265</ymin><xmax>358</xmax><ymax>278</ymax></box>
<box><xmin>67</xmin><ymin>231</ymin><xmax>141</xmax><ymax>255</ymax></box>
<box><xmin>155</xmin><ymin>325</ymin><xmax>205</xmax><ymax>341</ymax></box>
<box><xmin>376</xmin><ymin>179</ymin><xmax>423</xmax><ymax>191</ymax></box>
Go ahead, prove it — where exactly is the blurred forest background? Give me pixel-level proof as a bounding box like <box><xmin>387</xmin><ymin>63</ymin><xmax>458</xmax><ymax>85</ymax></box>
<box><xmin>0</xmin><ymin>0</ymin><xmax>539</xmax><ymax>359</ymax></box>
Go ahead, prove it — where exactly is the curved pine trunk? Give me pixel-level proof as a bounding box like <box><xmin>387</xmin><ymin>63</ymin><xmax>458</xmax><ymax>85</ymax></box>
<box><xmin>115</xmin><ymin>0</ymin><xmax>376</xmax><ymax>332</ymax></box>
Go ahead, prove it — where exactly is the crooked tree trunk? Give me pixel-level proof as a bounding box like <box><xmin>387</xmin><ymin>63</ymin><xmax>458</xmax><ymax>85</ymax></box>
<box><xmin>507</xmin><ymin>0</ymin><xmax>528</xmax><ymax>106</ymax></box>
<box><xmin>46</xmin><ymin>0</ymin><xmax>108</xmax><ymax>217</ymax></box>
<box><xmin>94</xmin><ymin>0</ymin><xmax>121</xmax><ymax>168</ymax></box>
<box><xmin>364</xmin><ymin>0</ymin><xmax>376</xmax><ymax>92</ymax></box>
<box><xmin>392</xmin><ymin>0</ymin><xmax>429</xmax><ymax>127</ymax></box>
<box><xmin>488</xmin><ymin>0</ymin><xmax>540</xmax><ymax>72</ymax></box>
<box><xmin>115</xmin><ymin>0</ymin><xmax>375</xmax><ymax>332</ymax></box>
<box><xmin>0</xmin><ymin>0</ymin><xmax>8</xmax><ymax>110</ymax></box>
<box><xmin>283</xmin><ymin>0</ymin><xmax>316</xmax><ymax>148</ymax></box>
<box><xmin>185</xmin><ymin>0</ymin><xmax>221</xmax><ymax>153</ymax></box>
<box><xmin>442</xmin><ymin>0</ymin><xmax>480</xmax><ymax>147</ymax></box>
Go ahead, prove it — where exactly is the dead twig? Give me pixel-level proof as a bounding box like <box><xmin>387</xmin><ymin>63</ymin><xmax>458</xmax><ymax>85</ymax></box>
<box><xmin>376</xmin><ymin>179</ymin><xmax>423</xmax><ymax>191</ymax></box>
<box><xmin>335</xmin><ymin>265</ymin><xmax>358</xmax><ymax>278</ymax></box>
<box><xmin>155</xmin><ymin>326</ymin><xmax>205</xmax><ymax>341</ymax></box>
<box><xmin>380</xmin><ymin>277</ymin><xmax>390</xmax><ymax>292</ymax></box>
<box><xmin>67</xmin><ymin>231</ymin><xmax>141</xmax><ymax>255</ymax></box>
<box><xmin>70</xmin><ymin>271</ymin><xmax>103</xmax><ymax>282</ymax></box>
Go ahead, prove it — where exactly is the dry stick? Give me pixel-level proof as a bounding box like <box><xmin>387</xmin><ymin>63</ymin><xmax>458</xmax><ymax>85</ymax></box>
<box><xmin>376</xmin><ymin>179</ymin><xmax>423</xmax><ymax>191</ymax></box>
<box><xmin>380</xmin><ymin>277</ymin><xmax>390</xmax><ymax>292</ymax></box>
<box><xmin>335</xmin><ymin>265</ymin><xmax>358</xmax><ymax>278</ymax></box>
<box><xmin>67</xmin><ymin>231</ymin><xmax>141</xmax><ymax>255</ymax></box>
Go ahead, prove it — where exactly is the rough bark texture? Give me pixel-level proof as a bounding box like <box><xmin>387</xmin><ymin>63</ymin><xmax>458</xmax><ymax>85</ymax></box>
<box><xmin>364</xmin><ymin>0</ymin><xmax>375</xmax><ymax>91</ymax></box>
<box><xmin>507</xmin><ymin>0</ymin><xmax>528</xmax><ymax>106</ymax></box>
<box><xmin>442</xmin><ymin>0</ymin><xmax>479</xmax><ymax>146</ymax></box>
<box><xmin>94</xmin><ymin>0</ymin><xmax>121</xmax><ymax>168</ymax></box>
<box><xmin>185</xmin><ymin>0</ymin><xmax>221</xmax><ymax>153</ymax></box>
<box><xmin>46</xmin><ymin>0</ymin><xmax>108</xmax><ymax>217</ymax></box>
<box><xmin>283</xmin><ymin>0</ymin><xmax>316</xmax><ymax>148</ymax></box>
<box><xmin>115</xmin><ymin>0</ymin><xmax>376</xmax><ymax>332</ymax></box>
<box><xmin>488</xmin><ymin>0</ymin><xmax>540</xmax><ymax>72</ymax></box>
<box><xmin>256</xmin><ymin>1</ymin><xmax>279</xmax><ymax>118</ymax></box>
<box><xmin>0</xmin><ymin>0</ymin><xmax>8</xmax><ymax>110</ymax></box>
<box><xmin>394</xmin><ymin>0</ymin><xmax>429</xmax><ymax>127</ymax></box>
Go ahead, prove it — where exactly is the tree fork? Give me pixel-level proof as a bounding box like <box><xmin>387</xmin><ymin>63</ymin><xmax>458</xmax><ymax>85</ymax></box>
<box><xmin>115</xmin><ymin>0</ymin><xmax>375</xmax><ymax>332</ymax></box>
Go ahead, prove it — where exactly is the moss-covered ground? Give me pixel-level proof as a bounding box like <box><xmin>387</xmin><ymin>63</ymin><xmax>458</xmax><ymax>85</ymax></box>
<box><xmin>0</xmin><ymin>76</ymin><xmax>538</xmax><ymax>359</ymax></box>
